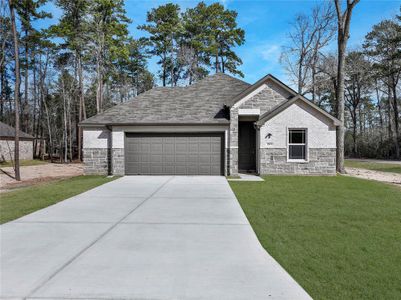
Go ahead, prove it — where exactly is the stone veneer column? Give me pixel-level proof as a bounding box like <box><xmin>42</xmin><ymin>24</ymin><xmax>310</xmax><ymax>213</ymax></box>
<box><xmin>111</xmin><ymin>129</ymin><xmax>125</xmax><ymax>176</ymax></box>
<box><xmin>83</xmin><ymin>148</ymin><xmax>110</xmax><ymax>175</ymax></box>
<box><xmin>112</xmin><ymin>148</ymin><xmax>125</xmax><ymax>175</ymax></box>
<box><xmin>229</xmin><ymin>108</ymin><xmax>239</xmax><ymax>175</ymax></box>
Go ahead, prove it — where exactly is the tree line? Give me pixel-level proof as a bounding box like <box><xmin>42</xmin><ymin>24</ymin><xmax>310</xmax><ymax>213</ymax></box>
<box><xmin>281</xmin><ymin>2</ymin><xmax>400</xmax><ymax>160</ymax></box>
<box><xmin>2</xmin><ymin>0</ymin><xmax>398</xmax><ymax>181</ymax></box>
<box><xmin>1</xmin><ymin>0</ymin><xmax>244</xmax><ymax>180</ymax></box>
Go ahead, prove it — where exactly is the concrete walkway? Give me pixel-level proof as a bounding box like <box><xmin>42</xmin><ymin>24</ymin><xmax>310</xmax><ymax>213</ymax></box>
<box><xmin>1</xmin><ymin>176</ymin><xmax>311</xmax><ymax>300</ymax></box>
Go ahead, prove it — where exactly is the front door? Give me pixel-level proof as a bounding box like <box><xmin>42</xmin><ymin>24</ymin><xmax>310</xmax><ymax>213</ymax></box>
<box><xmin>238</xmin><ymin>121</ymin><xmax>256</xmax><ymax>172</ymax></box>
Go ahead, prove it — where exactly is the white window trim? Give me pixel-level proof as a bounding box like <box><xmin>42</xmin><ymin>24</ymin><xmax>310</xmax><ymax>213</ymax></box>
<box><xmin>287</xmin><ymin>128</ymin><xmax>309</xmax><ymax>162</ymax></box>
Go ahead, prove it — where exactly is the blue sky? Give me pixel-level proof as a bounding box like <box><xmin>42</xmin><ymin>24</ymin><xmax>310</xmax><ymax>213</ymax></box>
<box><xmin>37</xmin><ymin>0</ymin><xmax>400</xmax><ymax>86</ymax></box>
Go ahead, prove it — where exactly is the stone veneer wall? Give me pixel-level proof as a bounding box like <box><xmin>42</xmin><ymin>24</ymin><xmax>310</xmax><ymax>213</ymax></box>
<box><xmin>0</xmin><ymin>140</ymin><xmax>33</xmax><ymax>161</ymax></box>
<box><xmin>259</xmin><ymin>148</ymin><xmax>336</xmax><ymax>175</ymax></box>
<box><xmin>228</xmin><ymin>109</ymin><xmax>239</xmax><ymax>175</ymax></box>
<box><xmin>239</xmin><ymin>85</ymin><xmax>288</xmax><ymax>115</ymax></box>
<box><xmin>228</xmin><ymin>82</ymin><xmax>289</xmax><ymax>175</ymax></box>
<box><xmin>83</xmin><ymin>148</ymin><xmax>110</xmax><ymax>175</ymax></box>
<box><xmin>112</xmin><ymin>148</ymin><xmax>125</xmax><ymax>175</ymax></box>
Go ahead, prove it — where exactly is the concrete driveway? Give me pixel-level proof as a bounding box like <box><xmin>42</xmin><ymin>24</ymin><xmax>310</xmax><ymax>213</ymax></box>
<box><xmin>1</xmin><ymin>176</ymin><xmax>311</xmax><ymax>300</ymax></box>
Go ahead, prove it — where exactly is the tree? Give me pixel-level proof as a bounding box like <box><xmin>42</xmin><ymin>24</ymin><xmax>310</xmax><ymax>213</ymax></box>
<box><xmin>9</xmin><ymin>0</ymin><xmax>21</xmax><ymax>180</ymax></box>
<box><xmin>344</xmin><ymin>51</ymin><xmax>372</xmax><ymax>156</ymax></box>
<box><xmin>181</xmin><ymin>2</ymin><xmax>210</xmax><ymax>84</ymax></box>
<box><xmin>16</xmin><ymin>0</ymin><xmax>50</xmax><ymax>133</ymax></box>
<box><xmin>206</xmin><ymin>2</ymin><xmax>245</xmax><ymax>76</ymax></box>
<box><xmin>139</xmin><ymin>2</ymin><xmax>246</xmax><ymax>85</ymax></box>
<box><xmin>364</xmin><ymin>20</ymin><xmax>401</xmax><ymax>159</ymax></box>
<box><xmin>281</xmin><ymin>1</ymin><xmax>335</xmax><ymax>96</ymax></box>
<box><xmin>51</xmin><ymin>0</ymin><xmax>90</xmax><ymax>160</ymax></box>
<box><xmin>334</xmin><ymin>0</ymin><xmax>360</xmax><ymax>173</ymax></box>
<box><xmin>139</xmin><ymin>3</ymin><xmax>181</xmax><ymax>86</ymax></box>
<box><xmin>89</xmin><ymin>0</ymin><xmax>131</xmax><ymax>112</ymax></box>
<box><xmin>0</xmin><ymin>2</ymin><xmax>13</xmax><ymax>124</ymax></box>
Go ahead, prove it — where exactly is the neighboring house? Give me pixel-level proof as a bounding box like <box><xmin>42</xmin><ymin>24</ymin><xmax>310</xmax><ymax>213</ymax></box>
<box><xmin>81</xmin><ymin>73</ymin><xmax>340</xmax><ymax>176</ymax></box>
<box><xmin>0</xmin><ymin>121</ymin><xmax>34</xmax><ymax>161</ymax></box>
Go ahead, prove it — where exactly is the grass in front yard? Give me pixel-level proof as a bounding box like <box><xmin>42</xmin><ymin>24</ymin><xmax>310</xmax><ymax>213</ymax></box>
<box><xmin>229</xmin><ymin>176</ymin><xmax>401</xmax><ymax>300</ymax></box>
<box><xmin>0</xmin><ymin>175</ymin><xmax>118</xmax><ymax>224</ymax></box>
<box><xmin>345</xmin><ymin>159</ymin><xmax>401</xmax><ymax>173</ymax></box>
<box><xmin>0</xmin><ymin>159</ymin><xmax>48</xmax><ymax>168</ymax></box>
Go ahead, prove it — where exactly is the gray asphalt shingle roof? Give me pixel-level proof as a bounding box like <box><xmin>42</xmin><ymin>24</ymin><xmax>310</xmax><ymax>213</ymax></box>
<box><xmin>0</xmin><ymin>121</ymin><xmax>34</xmax><ymax>139</ymax></box>
<box><xmin>81</xmin><ymin>73</ymin><xmax>250</xmax><ymax>125</ymax></box>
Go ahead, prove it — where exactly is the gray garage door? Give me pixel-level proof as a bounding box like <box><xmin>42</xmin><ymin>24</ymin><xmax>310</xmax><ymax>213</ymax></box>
<box><xmin>125</xmin><ymin>133</ymin><xmax>224</xmax><ymax>175</ymax></box>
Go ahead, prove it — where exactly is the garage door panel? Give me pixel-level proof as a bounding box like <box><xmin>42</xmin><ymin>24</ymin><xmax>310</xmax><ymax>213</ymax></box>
<box><xmin>199</xmin><ymin>143</ymin><xmax>211</xmax><ymax>152</ymax></box>
<box><xmin>199</xmin><ymin>155</ymin><xmax>211</xmax><ymax>164</ymax></box>
<box><xmin>175</xmin><ymin>165</ymin><xmax>187</xmax><ymax>174</ymax></box>
<box><xmin>175</xmin><ymin>154</ymin><xmax>187</xmax><ymax>163</ymax></box>
<box><xmin>199</xmin><ymin>165</ymin><xmax>211</xmax><ymax>175</ymax></box>
<box><xmin>164</xmin><ymin>144</ymin><xmax>174</xmax><ymax>153</ymax></box>
<box><xmin>188</xmin><ymin>144</ymin><xmax>199</xmax><ymax>152</ymax></box>
<box><xmin>150</xmin><ymin>143</ymin><xmax>163</xmax><ymax>153</ymax></box>
<box><xmin>125</xmin><ymin>133</ymin><xmax>223</xmax><ymax>175</ymax></box>
<box><xmin>211</xmin><ymin>165</ymin><xmax>221</xmax><ymax>174</ymax></box>
<box><xmin>150</xmin><ymin>165</ymin><xmax>163</xmax><ymax>174</ymax></box>
<box><xmin>164</xmin><ymin>155</ymin><xmax>175</xmax><ymax>163</ymax></box>
<box><xmin>175</xmin><ymin>143</ymin><xmax>188</xmax><ymax>152</ymax></box>
<box><xmin>150</xmin><ymin>154</ymin><xmax>163</xmax><ymax>163</ymax></box>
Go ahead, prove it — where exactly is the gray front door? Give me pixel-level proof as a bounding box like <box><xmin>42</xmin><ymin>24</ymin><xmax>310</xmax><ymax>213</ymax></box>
<box><xmin>125</xmin><ymin>133</ymin><xmax>223</xmax><ymax>175</ymax></box>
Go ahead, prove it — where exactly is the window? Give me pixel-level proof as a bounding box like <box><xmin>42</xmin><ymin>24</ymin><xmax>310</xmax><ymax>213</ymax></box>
<box><xmin>288</xmin><ymin>129</ymin><xmax>307</xmax><ymax>160</ymax></box>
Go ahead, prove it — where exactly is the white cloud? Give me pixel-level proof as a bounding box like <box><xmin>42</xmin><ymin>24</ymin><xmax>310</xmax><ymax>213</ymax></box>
<box><xmin>259</xmin><ymin>44</ymin><xmax>281</xmax><ymax>64</ymax></box>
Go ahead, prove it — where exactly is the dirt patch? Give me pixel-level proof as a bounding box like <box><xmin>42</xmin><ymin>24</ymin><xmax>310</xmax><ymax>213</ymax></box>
<box><xmin>0</xmin><ymin>163</ymin><xmax>84</xmax><ymax>192</ymax></box>
<box><xmin>345</xmin><ymin>167</ymin><xmax>401</xmax><ymax>186</ymax></box>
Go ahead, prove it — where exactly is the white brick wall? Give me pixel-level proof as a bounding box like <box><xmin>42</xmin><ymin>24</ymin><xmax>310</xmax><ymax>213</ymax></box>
<box><xmin>83</xmin><ymin>128</ymin><xmax>110</xmax><ymax>149</ymax></box>
<box><xmin>259</xmin><ymin>100</ymin><xmax>336</xmax><ymax>149</ymax></box>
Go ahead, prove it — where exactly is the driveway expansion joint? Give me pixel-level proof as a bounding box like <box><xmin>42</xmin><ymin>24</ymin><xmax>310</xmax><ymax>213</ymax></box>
<box><xmin>24</xmin><ymin>176</ymin><xmax>174</xmax><ymax>299</ymax></box>
<box><xmin>2</xmin><ymin>176</ymin><xmax>311</xmax><ymax>300</ymax></box>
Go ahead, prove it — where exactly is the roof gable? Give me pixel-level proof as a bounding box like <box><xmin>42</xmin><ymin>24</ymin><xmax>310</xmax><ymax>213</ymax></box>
<box><xmin>256</xmin><ymin>95</ymin><xmax>341</xmax><ymax>127</ymax></box>
<box><xmin>230</xmin><ymin>74</ymin><xmax>296</xmax><ymax>108</ymax></box>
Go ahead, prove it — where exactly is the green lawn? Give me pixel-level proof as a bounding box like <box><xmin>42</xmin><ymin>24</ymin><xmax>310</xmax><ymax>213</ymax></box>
<box><xmin>229</xmin><ymin>176</ymin><xmax>401</xmax><ymax>300</ymax></box>
<box><xmin>0</xmin><ymin>175</ymin><xmax>117</xmax><ymax>224</ymax></box>
<box><xmin>345</xmin><ymin>159</ymin><xmax>401</xmax><ymax>173</ymax></box>
<box><xmin>0</xmin><ymin>159</ymin><xmax>48</xmax><ymax>168</ymax></box>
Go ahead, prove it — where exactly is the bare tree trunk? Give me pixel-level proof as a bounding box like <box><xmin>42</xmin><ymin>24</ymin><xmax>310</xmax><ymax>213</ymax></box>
<box><xmin>170</xmin><ymin>34</ymin><xmax>174</xmax><ymax>87</ymax></box>
<box><xmin>9</xmin><ymin>0</ymin><xmax>20</xmax><ymax>181</ymax></box>
<box><xmin>336</xmin><ymin>41</ymin><xmax>346</xmax><ymax>173</ymax></box>
<box><xmin>0</xmin><ymin>65</ymin><xmax>4</xmax><ymax>121</ymax></box>
<box><xmin>32</xmin><ymin>51</ymin><xmax>38</xmax><ymax>155</ymax></box>
<box><xmin>61</xmin><ymin>76</ymin><xmax>68</xmax><ymax>163</ymax></box>
<box><xmin>297</xmin><ymin>57</ymin><xmax>303</xmax><ymax>94</ymax></box>
<box><xmin>24</xmin><ymin>29</ymin><xmax>28</xmax><ymax>132</ymax></box>
<box><xmin>391</xmin><ymin>80</ymin><xmax>400</xmax><ymax>158</ymax></box>
<box><xmin>77</xmin><ymin>56</ymin><xmax>85</xmax><ymax>161</ymax></box>
<box><xmin>43</xmin><ymin>96</ymin><xmax>53</xmax><ymax>163</ymax></box>
<box><xmin>334</xmin><ymin>0</ymin><xmax>359</xmax><ymax>173</ymax></box>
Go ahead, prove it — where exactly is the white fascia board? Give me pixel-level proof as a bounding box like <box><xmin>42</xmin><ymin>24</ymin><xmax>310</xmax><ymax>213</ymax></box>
<box><xmin>238</xmin><ymin>108</ymin><xmax>260</xmax><ymax>116</ymax></box>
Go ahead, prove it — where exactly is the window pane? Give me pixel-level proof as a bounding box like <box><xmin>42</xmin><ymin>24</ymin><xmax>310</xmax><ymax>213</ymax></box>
<box><xmin>289</xmin><ymin>130</ymin><xmax>305</xmax><ymax>144</ymax></box>
<box><xmin>289</xmin><ymin>145</ymin><xmax>306</xmax><ymax>159</ymax></box>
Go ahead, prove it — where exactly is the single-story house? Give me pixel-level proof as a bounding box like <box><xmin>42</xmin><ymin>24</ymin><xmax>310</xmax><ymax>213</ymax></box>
<box><xmin>0</xmin><ymin>121</ymin><xmax>35</xmax><ymax>162</ymax></box>
<box><xmin>80</xmin><ymin>73</ymin><xmax>340</xmax><ymax>176</ymax></box>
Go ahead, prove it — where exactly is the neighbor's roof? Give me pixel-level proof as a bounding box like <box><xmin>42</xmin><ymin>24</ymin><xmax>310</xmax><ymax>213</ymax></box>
<box><xmin>0</xmin><ymin>121</ymin><xmax>34</xmax><ymax>139</ymax></box>
<box><xmin>81</xmin><ymin>73</ymin><xmax>251</xmax><ymax>126</ymax></box>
